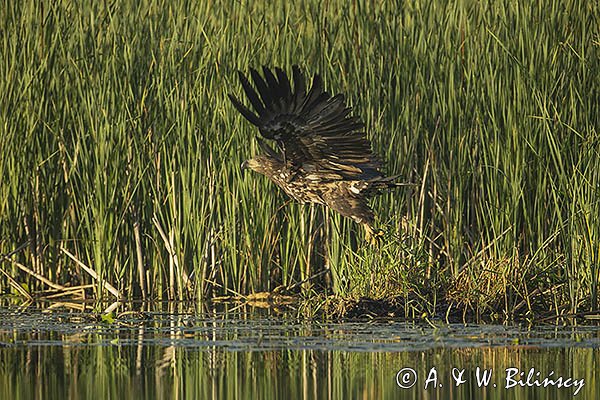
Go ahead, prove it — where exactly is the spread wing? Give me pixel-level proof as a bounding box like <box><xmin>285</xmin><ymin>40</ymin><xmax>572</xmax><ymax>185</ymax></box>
<box><xmin>228</xmin><ymin>66</ymin><xmax>383</xmax><ymax>180</ymax></box>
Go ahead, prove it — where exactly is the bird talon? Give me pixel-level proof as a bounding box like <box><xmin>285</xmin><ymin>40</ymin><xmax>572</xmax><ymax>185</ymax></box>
<box><xmin>365</xmin><ymin>227</ymin><xmax>385</xmax><ymax>246</ymax></box>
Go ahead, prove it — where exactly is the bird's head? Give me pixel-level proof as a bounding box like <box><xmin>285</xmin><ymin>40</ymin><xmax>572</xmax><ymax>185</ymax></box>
<box><xmin>241</xmin><ymin>154</ymin><xmax>277</xmax><ymax>176</ymax></box>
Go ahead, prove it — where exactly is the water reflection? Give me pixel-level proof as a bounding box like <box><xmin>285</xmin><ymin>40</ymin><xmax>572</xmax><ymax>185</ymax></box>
<box><xmin>0</xmin><ymin>305</ymin><xmax>598</xmax><ymax>399</ymax></box>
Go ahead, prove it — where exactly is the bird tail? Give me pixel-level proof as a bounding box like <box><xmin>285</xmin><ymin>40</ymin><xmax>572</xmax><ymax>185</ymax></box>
<box><xmin>368</xmin><ymin>175</ymin><xmax>413</xmax><ymax>193</ymax></box>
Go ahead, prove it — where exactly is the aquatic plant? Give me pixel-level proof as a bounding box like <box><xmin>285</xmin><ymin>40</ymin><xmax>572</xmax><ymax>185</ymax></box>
<box><xmin>0</xmin><ymin>0</ymin><xmax>598</xmax><ymax>320</ymax></box>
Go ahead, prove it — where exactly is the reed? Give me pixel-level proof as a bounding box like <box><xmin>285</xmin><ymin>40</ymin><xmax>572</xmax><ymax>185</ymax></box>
<box><xmin>0</xmin><ymin>0</ymin><xmax>598</xmax><ymax>319</ymax></box>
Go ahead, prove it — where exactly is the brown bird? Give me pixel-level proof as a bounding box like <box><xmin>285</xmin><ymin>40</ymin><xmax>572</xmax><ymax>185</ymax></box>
<box><xmin>229</xmin><ymin>66</ymin><xmax>401</xmax><ymax>244</ymax></box>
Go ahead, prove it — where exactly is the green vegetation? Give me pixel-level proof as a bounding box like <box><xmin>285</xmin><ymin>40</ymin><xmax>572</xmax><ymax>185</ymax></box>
<box><xmin>1</xmin><ymin>0</ymin><xmax>598</xmax><ymax>320</ymax></box>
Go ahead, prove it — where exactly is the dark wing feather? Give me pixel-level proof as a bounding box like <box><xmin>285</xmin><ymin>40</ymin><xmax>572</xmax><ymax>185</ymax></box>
<box><xmin>229</xmin><ymin>66</ymin><xmax>382</xmax><ymax>180</ymax></box>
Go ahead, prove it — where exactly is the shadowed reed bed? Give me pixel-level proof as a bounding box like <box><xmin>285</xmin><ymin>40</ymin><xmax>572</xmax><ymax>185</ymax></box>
<box><xmin>0</xmin><ymin>0</ymin><xmax>598</xmax><ymax>321</ymax></box>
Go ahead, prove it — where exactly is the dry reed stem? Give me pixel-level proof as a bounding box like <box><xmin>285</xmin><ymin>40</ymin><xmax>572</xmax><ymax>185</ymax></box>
<box><xmin>60</xmin><ymin>246</ymin><xmax>122</xmax><ymax>299</ymax></box>
<box><xmin>0</xmin><ymin>267</ymin><xmax>33</xmax><ymax>300</ymax></box>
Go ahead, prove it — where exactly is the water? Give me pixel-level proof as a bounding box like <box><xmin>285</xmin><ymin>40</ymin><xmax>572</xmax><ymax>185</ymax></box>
<box><xmin>1</xmin><ymin>305</ymin><xmax>598</xmax><ymax>399</ymax></box>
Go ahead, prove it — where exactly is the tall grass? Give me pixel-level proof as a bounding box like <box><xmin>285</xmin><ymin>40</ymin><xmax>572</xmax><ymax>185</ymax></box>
<box><xmin>0</xmin><ymin>0</ymin><xmax>598</xmax><ymax>318</ymax></box>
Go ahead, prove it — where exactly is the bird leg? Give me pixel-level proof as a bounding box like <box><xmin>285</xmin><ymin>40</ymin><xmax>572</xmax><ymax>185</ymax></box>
<box><xmin>364</xmin><ymin>224</ymin><xmax>384</xmax><ymax>245</ymax></box>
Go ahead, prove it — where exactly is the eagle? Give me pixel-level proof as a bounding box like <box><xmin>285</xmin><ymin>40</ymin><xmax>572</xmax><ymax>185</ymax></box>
<box><xmin>229</xmin><ymin>66</ymin><xmax>401</xmax><ymax>244</ymax></box>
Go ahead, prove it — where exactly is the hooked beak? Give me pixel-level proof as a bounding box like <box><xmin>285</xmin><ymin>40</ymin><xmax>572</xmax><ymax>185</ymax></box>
<box><xmin>241</xmin><ymin>160</ymin><xmax>249</xmax><ymax>172</ymax></box>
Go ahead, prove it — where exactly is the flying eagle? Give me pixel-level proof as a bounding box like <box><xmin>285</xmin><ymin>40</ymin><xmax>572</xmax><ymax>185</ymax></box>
<box><xmin>229</xmin><ymin>66</ymin><xmax>401</xmax><ymax>243</ymax></box>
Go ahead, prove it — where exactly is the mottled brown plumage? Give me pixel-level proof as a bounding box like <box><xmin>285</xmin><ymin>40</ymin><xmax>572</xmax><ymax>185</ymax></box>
<box><xmin>229</xmin><ymin>66</ymin><xmax>400</xmax><ymax>243</ymax></box>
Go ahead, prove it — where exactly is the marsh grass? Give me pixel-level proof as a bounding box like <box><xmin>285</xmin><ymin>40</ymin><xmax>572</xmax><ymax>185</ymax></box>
<box><xmin>0</xmin><ymin>0</ymin><xmax>598</xmax><ymax>320</ymax></box>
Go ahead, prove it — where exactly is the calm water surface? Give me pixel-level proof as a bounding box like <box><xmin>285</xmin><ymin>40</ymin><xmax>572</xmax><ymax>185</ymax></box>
<box><xmin>0</xmin><ymin>305</ymin><xmax>598</xmax><ymax>399</ymax></box>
